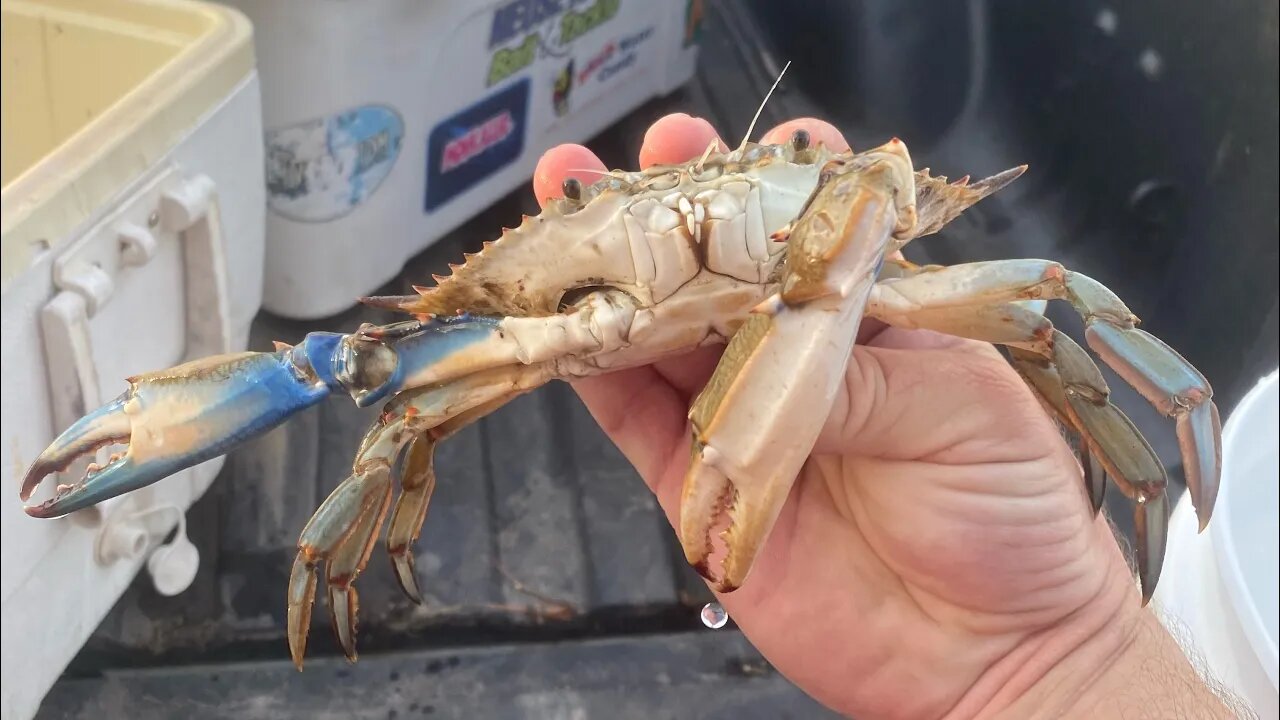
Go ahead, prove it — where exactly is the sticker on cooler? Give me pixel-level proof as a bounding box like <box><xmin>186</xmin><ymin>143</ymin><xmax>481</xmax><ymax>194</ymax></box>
<box><xmin>425</xmin><ymin>77</ymin><xmax>531</xmax><ymax>212</ymax></box>
<box><xmin>552</xmin><ymin>58</ymin><xmax>575</xmax><ymax>117</ymax></box>
<box><xmin>578</xmin><ymin>26</ymin><xmax>653</xmax><ymax>89</ymax></box>
<box><xmin>551</xmin><ymin>25</ymin><xmax>653</xmax><ymax>117</ymax></box>
<box><xmin>265</xmin><ymin>104</ymin><xmax>404</xmax><ymax>223</ymax></box>
<box><xmin>486</xmin><ymin>0</ymin><xmax>622</xmax><ymax>88</ymax></box>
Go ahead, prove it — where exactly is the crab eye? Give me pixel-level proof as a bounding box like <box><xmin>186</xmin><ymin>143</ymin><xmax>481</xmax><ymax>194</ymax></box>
<box><xmin>791</xmin><ymin>128</ymin><xmax>811</xmax><ymax>152</ymax></box>
<box><xmin>562</xmin><ymin>177</ymin><xmax>583</xmax><ymax>201</ymax></box>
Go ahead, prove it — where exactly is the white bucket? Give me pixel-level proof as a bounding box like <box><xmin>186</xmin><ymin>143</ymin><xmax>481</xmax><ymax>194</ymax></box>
<box><xmin>1155</xmin><ymin>369</ymin><xmax>1279</xmax><ymax>718</ymax></box>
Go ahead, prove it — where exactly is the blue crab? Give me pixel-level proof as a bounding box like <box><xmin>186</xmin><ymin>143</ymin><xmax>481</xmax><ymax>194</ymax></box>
<box><xmin>19</xmin><ymin>132</ymin><xmax>1221</xmax><ymax>670</ymax></box>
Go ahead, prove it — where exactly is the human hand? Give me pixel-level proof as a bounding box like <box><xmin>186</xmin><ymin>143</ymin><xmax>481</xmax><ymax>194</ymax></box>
<box><xmin>532</xmin><ymin>115</ymin><xmax>1239</xmax><ymax>719</ymax></box>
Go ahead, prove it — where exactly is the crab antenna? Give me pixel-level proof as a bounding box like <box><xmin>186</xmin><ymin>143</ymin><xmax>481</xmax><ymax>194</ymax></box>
<box><xmin>735</xmin><ymin>60</ymin><xmax>792</xmax><ymax>157</ymax></box>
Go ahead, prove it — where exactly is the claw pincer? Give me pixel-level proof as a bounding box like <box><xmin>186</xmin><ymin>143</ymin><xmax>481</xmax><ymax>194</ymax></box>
<box><xmin>22</xmin><ymin>350</ymin><xmax>332</xmax><ymax>518</ymax></box>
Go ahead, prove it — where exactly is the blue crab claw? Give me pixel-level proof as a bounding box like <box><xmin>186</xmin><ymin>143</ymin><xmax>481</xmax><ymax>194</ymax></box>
<box><xmin>20</xmin><ymin>315</ymin><xmax>515</xmax><ymax>520</ymax></box>
<box><xmin>21</xmin><ymin>349</ymin><xmax>337</xmax><ymax>518</ymax></box>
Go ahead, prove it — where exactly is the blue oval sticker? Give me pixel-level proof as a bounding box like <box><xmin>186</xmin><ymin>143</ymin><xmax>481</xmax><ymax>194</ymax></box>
<box><xmin>265</xmin><ymin>104</ymin><xmax>404</xmax><ymax>223</ymax></box>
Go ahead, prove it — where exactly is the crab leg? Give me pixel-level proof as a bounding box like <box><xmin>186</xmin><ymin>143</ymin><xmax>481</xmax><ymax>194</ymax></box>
<box><xmin>288</xmin><ymin>362</ymin><xmax>553</xmax><ymax>669</ymax></box>
<box><xmin>872</xmin><ymin>286</ymin><xmax>1103</xmax><ymax>517</ymax></box>
<box><xmin>20</xmin><ymin>293</ymin><xmax>636</xmax><ymax>519</ymax></box>
<box><xmin>680</xmin><ymin>139</ymin><xmax>918</xmax><ymax>592</ymax></box>
<box><xmin>867</xmin><ymin>262</ymin><xmax>1222</xmax><ymax>602</ymax></box>
<box><xmin>384</xmin><ymin>434</ymin><xmax>437</xmax><ymax>604</ymax></box>
<box><xmin>386</xmin><ymin>390</ymin><xmax>519</xmax><ymax>603</ymax></box>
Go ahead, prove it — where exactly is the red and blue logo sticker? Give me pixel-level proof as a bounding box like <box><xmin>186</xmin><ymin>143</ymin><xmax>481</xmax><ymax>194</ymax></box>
<box><xmin>425</xmin><ymin>77</ymin><xmax>531</xmax><ymax>212</ymax></box>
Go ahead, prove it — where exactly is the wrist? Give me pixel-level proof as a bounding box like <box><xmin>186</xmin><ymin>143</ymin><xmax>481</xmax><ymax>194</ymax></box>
<box><xmin>997</xmin><ymin>604</ymin><xmax>1232</xmax><ymax>718</ymax></box>
<box><xmin>977</xmin><ymin>551</ymin><xmax>1246</xmax><ymax>719</ymax></box>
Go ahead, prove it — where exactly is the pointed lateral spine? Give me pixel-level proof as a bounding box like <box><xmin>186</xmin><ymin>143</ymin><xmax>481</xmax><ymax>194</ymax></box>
<box><xmin>399</xmin><ymin>203</ymin><xmax>585</xmax><ymax>317</ymax></box>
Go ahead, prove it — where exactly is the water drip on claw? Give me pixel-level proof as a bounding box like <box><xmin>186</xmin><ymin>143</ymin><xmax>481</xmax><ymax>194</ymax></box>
<box><xmin>701</xmin><ymin>601</ymin><xmax>729</xmax><ymax>629</ymax></box>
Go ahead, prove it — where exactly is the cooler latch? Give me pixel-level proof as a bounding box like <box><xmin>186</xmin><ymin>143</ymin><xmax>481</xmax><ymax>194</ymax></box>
<box><xmin>39</xmin><ymin>165</ymin><xmax>232</xmax><ymax>596</ymax></box>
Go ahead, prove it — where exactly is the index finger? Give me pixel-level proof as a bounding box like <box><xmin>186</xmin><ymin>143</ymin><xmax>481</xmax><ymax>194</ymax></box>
<box><xmin>758</xmin><ymin>117</ymin><xmax>851</xmax><ymax>152</ymax></box>
<box><xmin>532</xmin><ymin>143</ymin><xmax>605</xmax><ymax>210</ymax></box>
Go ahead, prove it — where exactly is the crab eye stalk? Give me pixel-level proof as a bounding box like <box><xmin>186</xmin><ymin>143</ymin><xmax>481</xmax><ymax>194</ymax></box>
<box><xmin>791</xmin><ymin>128</ymin><xmax>811</xmax><ymax>152</ymax></box>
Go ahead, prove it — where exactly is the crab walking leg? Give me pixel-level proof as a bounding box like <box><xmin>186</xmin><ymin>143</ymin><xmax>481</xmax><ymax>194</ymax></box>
<box><xmin>1007</xmin><ymin>339</ymin><xmax>1170</xmax><ymax>603</ymax></box>
<box><xmin>866</xmin><ymin>295</ymin><xmax>1180</xmax><ymax>602</ymax></box>
<box><xmin>1072</xmin><ymin>430</ymin><xmax>1109</xmax><ymax>517</ymax></box>
<box><xmin>891</xmin><ymin>292</ymin><xmax>1095</xmax><ymax>513</ymax></box>
<box><xmin>386</xmin><ymin>391</ymin><xmax>523</xmax><ymax>604</ymax></box>
<box><xmin>287</xmin><ymin>363</ymin><xmax>554</xmax><ymax>669</ymax></box>
<box><xmin>383</xmin><ymin>434</ymin><xmax>436</xmax><ymax>605</ymax></box>
<box><xmin>867</xmin><ymin>259</ymin><xmax>1221</xmax><ymax>533</ymax></box>
<box><xmin>680</xmin><ymin>139</ymin><xmax>918</xmax><ymax>592</ymax></box>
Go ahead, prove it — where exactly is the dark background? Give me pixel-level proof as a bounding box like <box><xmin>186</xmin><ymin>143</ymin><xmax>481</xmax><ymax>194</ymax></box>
<box><xmin>39</xmin><ymin>0</ymin><xmax>1278</xmax><ymax>717</ymax></box>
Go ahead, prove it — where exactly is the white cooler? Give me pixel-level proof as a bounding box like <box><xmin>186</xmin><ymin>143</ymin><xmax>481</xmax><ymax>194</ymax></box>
<box><xmin>218</xmin><ymin>0</ymin><xmax>704</xmax><ymax>319</ymax></box>
<box><xmin>1</xmin><ymin>1</ymin><xmax>265</xmax><ymax>716</ymax></box>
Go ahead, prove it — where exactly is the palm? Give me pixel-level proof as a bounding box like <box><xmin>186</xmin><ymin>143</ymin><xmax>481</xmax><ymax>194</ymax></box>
<box><xmin>533</xmin><ymin>115</ymin><xmax>1137</xmax><ymax>718</ymax></box>
<box><xmin>638</xmin><ymin>330</ymin><xmax>1121</xmax><ymax>717</ymax></box>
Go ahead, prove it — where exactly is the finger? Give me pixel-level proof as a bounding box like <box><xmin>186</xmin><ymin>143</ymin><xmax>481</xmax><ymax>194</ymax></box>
<box><xmin>867</xmin><ymin>326</ymin><xmax>992</xmax><ymax>354</ymax></box>
<box><xmin>759</xmin><ymin>117</ymin><xmax>851</xmax><ymax>152</ymax></box>
<box><xmin>638</xmin><ymin>113</ymin><xmax>727</xmax><ymax>168</ymax></box>
<box><xmin>652</xmin><ymin>344</ymin><xmax>724</xmax><ymax>401</ymax></box>
<box><xmin>533</xmin><ymin>143</ymin><xmax>607</xmax><ymax>209</ymax></box>
<box><xmin>569</xmin><ymin>369</ymin><xmax>690</xmax><ymax>489</ymax></box>
<box><xmin>856</xmin><ymin>318</ymin><xmax>889</xmax><ymax>345</ymax></box>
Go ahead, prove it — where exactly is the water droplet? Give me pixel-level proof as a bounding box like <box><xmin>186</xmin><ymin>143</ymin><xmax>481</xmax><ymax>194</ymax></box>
<box><xmin>700</xmin><ymin>601</ymin><xmax>729</xmax><ymax>629</ymax></box>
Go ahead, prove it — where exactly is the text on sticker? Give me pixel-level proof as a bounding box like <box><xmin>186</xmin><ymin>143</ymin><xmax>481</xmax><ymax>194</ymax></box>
<box><xmin>441</xmin><ymin>111</ymin><xmax>516</xmax><ymax>172</ymax></box>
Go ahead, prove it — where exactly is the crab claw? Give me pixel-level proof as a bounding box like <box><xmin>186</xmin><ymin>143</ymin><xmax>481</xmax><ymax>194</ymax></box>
<box><xmin>680</xmin><ymin>139</ymin><xmax>911</xmax><ymax>590</ymax></box>
<box><xmin>21</xmin><ymin>350</ymin><xmax>336</xmax><ymax>519</ymax></box>
<box><xmin>19</xmin><ymin>315</ymin><xmax>522</xmax><ymax>520</ymax></box>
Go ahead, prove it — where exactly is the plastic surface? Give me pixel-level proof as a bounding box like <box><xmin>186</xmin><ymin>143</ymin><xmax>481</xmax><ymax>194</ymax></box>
<box><xmin>146</xmin><ymin>532</ymin><xmax>200</xmax><ymax>598</ymax></box>
<box><xmin>218</xmin><ymin>0</ymin><xmax>701</xmax><ymax>319</ymax></box>
<box><xmin>1214</xmin><ymin>370</ymin><xmax>1280</xmax><ymax>688</ymax></box>
<box><xmin>0</xmin><ymin>1</ymin><xmax>264</xmax><ymax>717</ymax></box>
<box><xmin>1156</xmin><ymin>370</ymin><xmax>1279</xmax><ymax>718</ymax></box>
<box><xmin>1</xmin><ymin>0</ymin><xmax>258</xmax><ymax>288</ymax></box>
